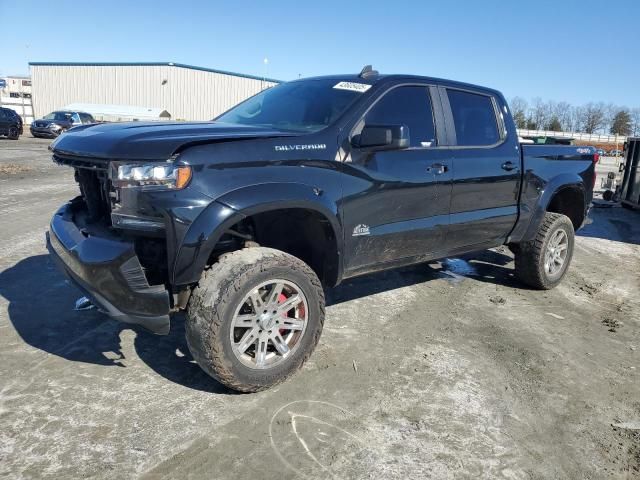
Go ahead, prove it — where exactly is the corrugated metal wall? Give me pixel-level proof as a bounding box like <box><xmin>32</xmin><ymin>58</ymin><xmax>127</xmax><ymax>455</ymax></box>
<box><xmin>30</xmin><ymin>64</ymin><xmax>278</xmax><ymax>121</ymax></box>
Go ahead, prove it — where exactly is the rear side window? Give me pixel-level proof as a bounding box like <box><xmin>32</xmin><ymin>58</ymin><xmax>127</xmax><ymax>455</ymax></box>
<box><xmin>365</xmin><ymin>86</ymin><xmax>436</xmax><ymax>148</ymax></box>
<box><xmin>447</xmin><ymin>89</ymin><xmax>500</xmax><ymax>146</ymax></box>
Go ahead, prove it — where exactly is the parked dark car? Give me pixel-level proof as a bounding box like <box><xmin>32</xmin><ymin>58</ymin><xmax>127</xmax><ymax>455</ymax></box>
<box><xmin>0</xmin><ymin>107</ymin><xmax>22</xmax><ymax>139</ymax></box>
<box><xmin>46</xmin><ymin>67</ymin><xmax>596</xmax><ymax>392</ymax></box>
<box><xmin>31</xmin><ymin>110</ymin><xmax>95</xmax><ymax>138</ymax></box>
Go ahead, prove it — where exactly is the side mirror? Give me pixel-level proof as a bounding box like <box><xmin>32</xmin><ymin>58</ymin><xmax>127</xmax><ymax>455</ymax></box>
<box><xmin>351</xmin><ymin>124</ymin><xmax>410</xmax><ymax>151</ymax></box>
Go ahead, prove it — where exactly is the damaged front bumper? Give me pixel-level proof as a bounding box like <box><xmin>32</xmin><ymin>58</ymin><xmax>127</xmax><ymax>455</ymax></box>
<box><xmin>46</xmin><ymin>201</ymin><xmax>171</xmax><ymax>334</ymax></box>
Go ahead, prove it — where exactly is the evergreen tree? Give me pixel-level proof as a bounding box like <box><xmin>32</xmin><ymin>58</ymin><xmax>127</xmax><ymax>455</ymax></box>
<box><xmin>610</xmin><ymin>110</ymin><xmax>632</xmax><ymax>136</ymax></box>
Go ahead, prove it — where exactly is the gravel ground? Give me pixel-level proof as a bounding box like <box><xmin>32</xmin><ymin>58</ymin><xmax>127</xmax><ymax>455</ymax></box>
<box><xmin>1</xmin><ymin>136</ymin><xmax>639</xmax><ymax>479</ymax></box>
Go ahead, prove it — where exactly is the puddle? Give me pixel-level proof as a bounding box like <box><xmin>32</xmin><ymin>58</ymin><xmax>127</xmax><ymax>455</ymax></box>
<box><xmin>440</xmin><ymin>258</ymin><xmax>479</xmax><ymax>283</ymax></box>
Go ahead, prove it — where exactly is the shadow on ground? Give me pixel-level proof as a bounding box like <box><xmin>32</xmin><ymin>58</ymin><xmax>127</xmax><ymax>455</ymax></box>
<box><xmin>579</xmin><ymin>204</ymin><xmax>640</xmax><ymax>245</ymax></box>
<box><xmin>1</xmin><ymin>248</ymin><xmax>522</xmax><ymax>392</ymax></box>
<box><xmin>0</xmin><ymin>254</ymin><xmax>232</xmax><ymax>394</ymax></box>
<box><xmin>13</xmin><ymin>198</ymin><xmax>636</xmax><ymax>390</ymax></box>
<box><xmin>10</xmin><ymin>206</ymin><xmax>634</xmax><ymax>391</ymax></box>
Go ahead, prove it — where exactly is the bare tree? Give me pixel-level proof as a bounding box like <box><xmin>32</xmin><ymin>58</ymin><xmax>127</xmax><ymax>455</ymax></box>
<box><xmin>562</xmin><ymin>105</ymin><xmax>578</xmax><ymax>132</ymax></box>
<box><xmin>631</xmin><ymin>108</ymin><xmax>640</xmax><ymax>136</ymax></box>
<box><xmin>582</xmin><ymin>103</ymin><xmax>606</xmax><ymax>134</ymax></box>
<box><xmin>547</xmin><ymin>117</ymin><xmax>562</xmax><ymax>131</ymax></box>
<box><xmin>509</xmin><ymin>95</ymin><xmax>638</xmax><ymax>136</ymax></box>
<box><xmin>509</xmin><ymin>97</ymin><xmax>528</xmax><ymax>129</ymax></box>
<box><xmin>529</xmin><ymin>97</ymin><xmax>550</xmax><ymax>130</ymax></box>
<box><xmin>553</xmin><ymin>101</ymin><xmax>572</xmax><ymax>131</ymax></box>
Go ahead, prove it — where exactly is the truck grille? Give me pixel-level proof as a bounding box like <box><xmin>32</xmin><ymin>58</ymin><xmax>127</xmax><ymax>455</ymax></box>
<box><xmin>52</xmin><ymin>152</ymin><xmax>111</xmax><ymax>171</ymax></box>
<box><xmin>53</xmin><ymin>153</ymin><xmax>113</xmax><ymax>222</ymax></box>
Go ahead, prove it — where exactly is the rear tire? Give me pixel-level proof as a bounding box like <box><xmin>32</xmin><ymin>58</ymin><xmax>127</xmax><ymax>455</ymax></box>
<box><xmin>8</xmin><ymin>127</ymin><xmax>19</xmax><ymax>140</ymax></box>
<box><xmin>514</xmin><ymin>212</ymin><xmax>574</xmax><ymax>290</ymax></box>
<box><xmin>186</xmin><ymin>247</ymin><xmax>325</xmax><ymax>392</ymax></box>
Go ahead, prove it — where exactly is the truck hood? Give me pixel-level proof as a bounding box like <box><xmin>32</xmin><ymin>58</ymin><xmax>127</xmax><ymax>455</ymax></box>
<box><xmin>50</xmin><ymin>121</ymin><xmax>300</xmax><ymax>160</ymax></box>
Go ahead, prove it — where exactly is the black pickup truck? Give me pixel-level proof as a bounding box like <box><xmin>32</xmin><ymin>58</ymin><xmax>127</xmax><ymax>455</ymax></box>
<box><xmin>46</xmin><ymin>66</ymin><xmax>596</xmax><ymax>392</ymax></box>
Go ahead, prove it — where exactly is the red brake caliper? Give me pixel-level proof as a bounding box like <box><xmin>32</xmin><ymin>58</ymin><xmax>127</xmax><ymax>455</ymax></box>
<box><xmin>278</xmin><ymin>293</ymin><xmax>305</xmax><ymax>335</ymax></box>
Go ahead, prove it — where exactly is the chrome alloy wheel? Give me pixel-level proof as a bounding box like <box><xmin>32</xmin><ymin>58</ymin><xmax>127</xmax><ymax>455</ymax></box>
<box><xmin>230</xmin><ymin>279</ymin><xmax>308</xmax><ymax>370</ymax></box>
<box><xmin>544</xmin><ymin>229</ymin><xmax>568</xmax><ymax>276</ymax></box>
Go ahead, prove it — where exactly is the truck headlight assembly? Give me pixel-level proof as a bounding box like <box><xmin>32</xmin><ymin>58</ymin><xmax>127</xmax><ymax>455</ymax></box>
<box><xmin>113</xmin><ymin>163</ymin><xmax>192</xmax><ymax>189</ymax></box>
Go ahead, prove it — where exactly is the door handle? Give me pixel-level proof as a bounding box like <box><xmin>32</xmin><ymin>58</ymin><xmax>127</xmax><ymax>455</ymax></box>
<box><xmin>427</xmin><ymin>163</ymin><xmax>448</xmax><ymax>175</ymax></box>
<box><xmin>501</xmin><ymin>161</ymin><xmax>517</xmax><ymax>171</ymax></box>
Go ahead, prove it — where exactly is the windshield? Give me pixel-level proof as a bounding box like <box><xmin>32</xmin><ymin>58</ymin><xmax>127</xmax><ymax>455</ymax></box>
<box><xmin>43</xmin><ymin>111</ymin><xmax>73</xmax><ymax>121</ymax></box>
<box><xmin>215</xmin><ymin>79</ymin><xmax>366</xmax><ymax>132</ymax></box>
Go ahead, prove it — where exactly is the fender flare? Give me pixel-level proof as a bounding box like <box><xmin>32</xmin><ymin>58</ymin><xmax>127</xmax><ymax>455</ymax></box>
<box><xmin>520</xmin><ymin>173</ymin><xmax>586</xmax><ymax>242</ymax></box>
<box><xmin>172</xmin><ymin>182</ymin><xmax>343</xmax><ymax>286</ymax></box>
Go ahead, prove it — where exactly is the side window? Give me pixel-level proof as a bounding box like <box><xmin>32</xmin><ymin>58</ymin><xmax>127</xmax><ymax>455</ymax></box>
<box><xmin>447</xmin><ymin>89</ymin><xmax>500</xmax><ymax>146</ymax></box>
<box><xmin>71</xmin><ymin>113</ymin><xmax>81</xmax><ymax>124</ymax></box>
<box><xmin>0</xmin><ymin>110</ymin><xmax>6</xmax><ymax>120</ymax></box>
<box><xmin>365</xmin><ymin>86</ymin><xmax>436</xmax><ymax>148</ymax></box>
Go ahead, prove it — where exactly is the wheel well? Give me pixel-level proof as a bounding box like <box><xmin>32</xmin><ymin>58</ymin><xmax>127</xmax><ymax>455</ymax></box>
<box><xmin>212</xmin><ymin>208</ymin><xmax>339</xmax><ymax>287</ymax></box>
<box><xmin>547</xmin><ymin>186</ymin><xmax>585</xmax><ymax>230</ymax></box>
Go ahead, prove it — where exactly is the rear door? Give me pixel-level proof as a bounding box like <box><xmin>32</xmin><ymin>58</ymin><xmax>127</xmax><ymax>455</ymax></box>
<box><xmin>342</xmin><ymin>84</ymin><xmax>452</xmax><ymax>273</ymax></box>
<box><xmin>442</xmin><ymin>88</ymin><xmax>520</xmax><ymax>250</ymax></box>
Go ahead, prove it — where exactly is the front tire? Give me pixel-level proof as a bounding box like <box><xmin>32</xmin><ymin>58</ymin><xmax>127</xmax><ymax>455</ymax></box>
<box><xmin>186</xmin><ymin>247</ymin><xmax>325</xmax><ymax>392</ymax></box>
<box><xmin>514</xmin><ymin>212</ymin><xmax>575</xmax><ymax>289</ymax></box>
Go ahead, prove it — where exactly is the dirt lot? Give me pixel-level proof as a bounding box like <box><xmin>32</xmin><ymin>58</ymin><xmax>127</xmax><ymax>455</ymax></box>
<box><xmin>1</xmin><ymin>136</ymin><xmax>639</xmax><ymax>479</ymax></box>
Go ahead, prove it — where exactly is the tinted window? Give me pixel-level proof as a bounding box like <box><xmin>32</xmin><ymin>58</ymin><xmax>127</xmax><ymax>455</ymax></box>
<box><xmin>216</xmin><ymin>79</ymin><xmax>364</xmax><ymax>132</ymax></box>
<box><xmin>365</xmin><ymin>86</ymin><xmax>436</xmax><ymax>147</ymax></box>
<box><xmin>447</xmin><ymin>90</ymin><xmax>500</xmax><ymax>146</ymax></box>
<box><xmin>44</xmin><ymin>111</ymin><xmax>74</xmax><ymax>121</ymax></box>
<box><xmin>79</xmin><ymin>113</ymin><xmax>93</xmax><ymax>124</ymax></box>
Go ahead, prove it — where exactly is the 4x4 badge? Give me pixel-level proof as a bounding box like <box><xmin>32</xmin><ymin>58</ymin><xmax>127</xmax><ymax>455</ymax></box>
<box><xmin>352</xmin><ymin>224</ymin><xmax>370</xmax><ymax>236</ymax></box>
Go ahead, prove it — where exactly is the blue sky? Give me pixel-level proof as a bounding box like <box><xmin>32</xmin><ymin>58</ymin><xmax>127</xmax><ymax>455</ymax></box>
<box><xmin>2</xmin><ymin>0</ymin><xmax>639</xmax><ymax>106</ymax></box>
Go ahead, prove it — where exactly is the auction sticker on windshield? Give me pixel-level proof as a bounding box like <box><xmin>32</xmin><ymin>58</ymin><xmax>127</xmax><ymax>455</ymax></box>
<box><xmin>333</xmin><ymin>81</ymin><xmax>371</xmax><ymax>93</ymax></box>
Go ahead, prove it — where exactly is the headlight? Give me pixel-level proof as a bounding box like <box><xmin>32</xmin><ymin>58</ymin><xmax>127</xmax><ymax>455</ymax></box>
<box><xmin>112</xmin><ymin>162</ymin><xmax>192</xmax><ymax>189</ymax></box>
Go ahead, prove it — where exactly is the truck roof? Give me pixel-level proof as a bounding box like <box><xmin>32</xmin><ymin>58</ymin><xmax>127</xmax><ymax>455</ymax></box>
<box><xmin>293</xmin><ymin>73</ymin><xmax>503</xmax><ymax>98</ymax></box>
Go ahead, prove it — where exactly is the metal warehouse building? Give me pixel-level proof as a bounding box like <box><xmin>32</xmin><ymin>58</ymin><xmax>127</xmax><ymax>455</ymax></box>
<box><xmin>29</xmin><ymin>62</ymin><xmax>279</xmax><ymax>121</ymax></box>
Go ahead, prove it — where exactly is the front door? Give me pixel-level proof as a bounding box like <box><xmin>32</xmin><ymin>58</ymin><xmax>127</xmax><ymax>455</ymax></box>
<box><xmin>342</xmin><ymin>85</ymin><xmax>452</xmax><ymax>274</ymax></box>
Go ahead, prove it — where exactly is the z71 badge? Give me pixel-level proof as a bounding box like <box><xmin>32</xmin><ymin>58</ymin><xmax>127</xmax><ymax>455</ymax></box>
<box><xmin>352</xmin><ymin>224</ymin><xmax>370</xmax><ymax>236</ymax></box>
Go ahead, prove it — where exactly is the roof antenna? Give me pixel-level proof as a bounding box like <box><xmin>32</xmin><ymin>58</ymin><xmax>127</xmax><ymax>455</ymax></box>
<box><xmin>359</xmin><ymin>65</ymin><xmax>378</xmax><ymax>79</ymax></box>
